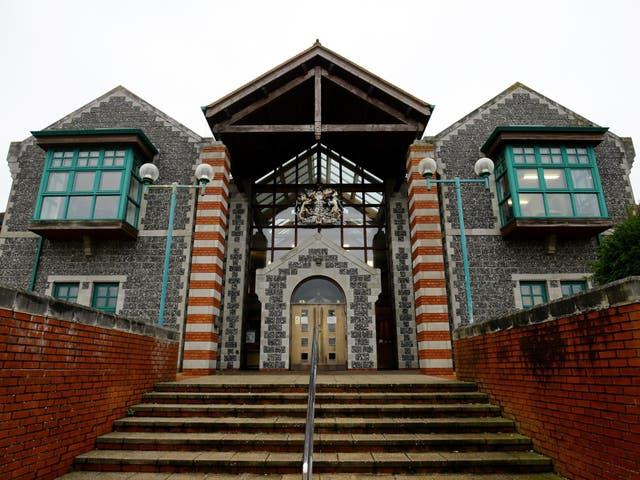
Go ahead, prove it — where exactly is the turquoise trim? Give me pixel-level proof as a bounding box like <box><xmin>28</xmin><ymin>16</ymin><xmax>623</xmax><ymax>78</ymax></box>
<box><xmin>496</xmin><ymin>144</ymin><xmax>609</xmax><ymax>225</ymax></box>
<box><xmin>29</xmin><ymin>237</ymin><xmax>44</xmax><ymax>291</ymax></box>
<box><xmin>33</xmin><ymin>146</ymin><xmax>141</xmax><ymax>227</ymax></box>
<box><xmin>481</xmin><ymin>126</ymin><xmax>609</xmax><ymax>153</ymax></box>
<box><xmin>31</xmin><ymin>129</ymin><xmax>158</xmax><ymax>155</ymax></box>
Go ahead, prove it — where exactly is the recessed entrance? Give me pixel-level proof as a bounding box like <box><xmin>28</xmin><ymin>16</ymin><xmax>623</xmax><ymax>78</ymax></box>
<box><xmin>290</xmin><ymin>277</ymin><xmax>346</xmax><ymax>371</ymax></box>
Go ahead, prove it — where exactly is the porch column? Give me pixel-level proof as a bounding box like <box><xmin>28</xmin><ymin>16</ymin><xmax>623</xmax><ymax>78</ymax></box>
<box><xmin>389</xmin><ymin>189</ymin><xmax>419</xmax><ymax>369</ymax></box>
<box><xmin>406</xmin><ymin>141</ymin><xmax>453</xmax><ymax>375</ymax></box>
<box><xmin>219</xmin><ymin>192</ymin><xmax>250</xmax><ymax>370</ymax></box>
<box><xmin>182</xmin><ymin>142</ymin><xmax>231</xmax><ymax>376</ymax></box>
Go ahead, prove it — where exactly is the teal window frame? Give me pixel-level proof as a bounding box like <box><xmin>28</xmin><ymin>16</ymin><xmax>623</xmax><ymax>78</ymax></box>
<box><xmin>495</xmin><ymin>145</ymin><xmax>608</xmax><ymax>226</ymax></box>
<box><xmin>53</xmin><ymin>282</ymin><xmax>79</xmax><ymax>303</ymax></box>
<box><xmin>92</xmin><ymin>282</ymin><xmax>119</xmax><ymax>312</ymax></box>
<box><xmin>561</xmin><ymin>280</ymin><xmax>587</xmax><ymax>297</ymax></box>
<box><xmin>33</xmin><ymin>147</ymin><xmax>143</xmax><ymax>228</ymax></box>
<box><xmin>520</xmin><ymin>281</ymin><xmax>548</xmax><ymax>309</ymax></box>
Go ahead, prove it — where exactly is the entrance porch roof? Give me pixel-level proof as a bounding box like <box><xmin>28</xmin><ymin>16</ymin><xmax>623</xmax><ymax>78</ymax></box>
<box><xmin>203</xmin><ymin>42</ymin><xmax>433</xmax><ymax>185</ymax></box>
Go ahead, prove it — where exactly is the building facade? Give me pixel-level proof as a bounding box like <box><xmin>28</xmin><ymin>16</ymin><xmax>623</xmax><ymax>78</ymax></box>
<box><xmin>0</xmin><ymin>44</ymin><xmax>635</xmax><ymax>375</ymax></box>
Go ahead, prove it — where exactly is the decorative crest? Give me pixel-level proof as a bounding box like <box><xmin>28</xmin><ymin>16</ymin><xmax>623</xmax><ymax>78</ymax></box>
<box><xmin>295</xmin><ymin>187</ymin><xmax>343</xmax><ymax>225</ymax></box>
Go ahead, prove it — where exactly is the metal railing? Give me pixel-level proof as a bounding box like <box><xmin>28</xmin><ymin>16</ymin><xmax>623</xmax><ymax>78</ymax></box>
<box><xmin>302</xmin><ymin>322</ymin><xmax>319</xmax><ymax>480</ymax></box>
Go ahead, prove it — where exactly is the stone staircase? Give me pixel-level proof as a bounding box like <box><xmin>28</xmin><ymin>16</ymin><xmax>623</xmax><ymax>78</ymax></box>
<box><xmin>61</xmin><ymin>374</ymin><xmax>562</xmax><ymax>479</ymax></box>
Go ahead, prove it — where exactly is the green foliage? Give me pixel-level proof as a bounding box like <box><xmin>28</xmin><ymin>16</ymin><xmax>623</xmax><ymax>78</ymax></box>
<box><xmin>592</xmin><ymin>206</ymin><xmax>640</xmax><ymax>285</ymax></box>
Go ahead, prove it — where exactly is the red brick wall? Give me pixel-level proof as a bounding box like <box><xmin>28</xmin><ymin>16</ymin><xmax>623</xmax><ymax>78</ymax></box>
<box><xmin>0</xmin><ymin>306</ymin><xmax>179</xmax><ymax>480</ymax></box>
<box><xmin>454</xmin><ymin>294</ymin><xmax>640</xmax><ymax>480</ymax></box>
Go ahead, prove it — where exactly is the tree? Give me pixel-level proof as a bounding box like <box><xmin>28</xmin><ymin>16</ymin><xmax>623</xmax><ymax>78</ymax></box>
<box><xmin>592</xmin><ymin>206</ymin><xmax>640</xmax><ymax>285</ymax></box>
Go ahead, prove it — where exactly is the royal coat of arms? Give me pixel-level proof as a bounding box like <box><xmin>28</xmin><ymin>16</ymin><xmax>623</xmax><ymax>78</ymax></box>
<box><xmin>295</xmin><ymin>187</ymin><xmax>343</xmax><ymax>225</ymax></box>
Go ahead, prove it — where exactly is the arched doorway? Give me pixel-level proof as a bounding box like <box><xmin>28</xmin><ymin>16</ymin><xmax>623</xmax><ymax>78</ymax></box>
<box><xmin>290</xmin><ymin>276</ymin><xmax>347</xmax><ymax>371</ymax></box>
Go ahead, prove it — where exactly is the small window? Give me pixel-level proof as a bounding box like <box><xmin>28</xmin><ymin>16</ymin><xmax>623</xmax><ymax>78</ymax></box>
<box><xmin>53</xmin><ymin>283</ymin><xmax>79</xmax><ymax>303</ymax></box>
<box><xmin>92</xmin><ymin>283</ymin><xmax>119</xmax><ymax>312</ymax></box>
<box><xmin>520</xmin><ymin>281</ymin><xmax>547</xmax><ymax>309</ymax></box>
<box><xmin>561</xmin><ymin>281</ymin><xmax>587</xmax><ymax>297</ymax></box>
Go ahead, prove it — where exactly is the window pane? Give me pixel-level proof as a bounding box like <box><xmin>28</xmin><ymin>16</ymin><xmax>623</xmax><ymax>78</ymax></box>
<box><xmin>297</xmin><ymin>228</ymin><xmax>315</xmax><ymax>246</ymax></box>
<box><xmin>513</xmin><ymin>147</ymin><xmax>536</xmax><ymax>164</ymax></box>
<box><xmin>321</xmin><ymin>228</ymin><xmax>340</xmax><ymax>245</ymax></box>
<box><xmin>497</xmin><ymin>175</ymin><xmax>510</xmax><ymax>201</ymax></box>
<box><xmin>67</xmin><ymin>196</ymin><xmax>93</xmax><ymax>218</ymax></box>
<box><xmin>126</xmin><ymin>200</ymin><xmax>138</xmax><ymax>226</ymax></box>
<box><xmin>92</xmin><ymin>283</ymin><xmax>119</xmax><ymax>312</ymax></box>
<box><xmin>77</xmin><ymin>151</ymin><xmax>99</xmax><ymax>167</ymax></box>
<box><xmin>501</xmin><ymin>200</ymin><xmax>514</xmax><ymax>223</ymax></box>
<box><xmin>519</xmin><ymin>193</ymin><xmax>544</xmax><ymax>216</ymax></box>
<box><xmin>73</xmin><ymin>172</ymin><xmax>96</xmax><ymax>191</ymax></box>
<box><xmin>54</xmin><ymin>283</ymin><xmax>79</xmax><ymax>302</ymax></box>
<box><xmin>543</xmin><ymin>169</ymin><xmax>566</xmax><ymax>189</ymax></box>
<box><xmin>516</xmin><ymin>169</ymin><xmax>539</xmax><ymax>189</ymax></box>
<box><xmin>343</xmin><ymin>227</ymin><xmax>365</xmax><ymax>248</ymax></box>
<box><xmin>129</xmin><ymin>177</ymin><xmax>141</xmax><ymax>201</ymax></box>
<box><xmin>539</xmin><ymin>147</ymin><xmax>563</xmax><ymax>164</ymax></box>
<box><xmin>547</xmin><ymin>194</ymin><xmax>573</xmax><ymax>216</ymax></box>
<box><xmin>99</xmin><ymin>171</ymin><xmax>122</xmax><ymax>191</ymax></box>
<box><xmin>274</xmin><ymin>228</ymin><xmax>294</xmax><ymax>248</ymax></box>
<box><xmin>571</xmin><ymin>169</ymin><xmax>595</xmax><ymax>189</ymax></box>
<box><xmin>566</xmin><ymin>147</ymin><xmax>590</xmax><ymax>164</ymax></box>
<box><xmin>40</xmin><ymin>196</ymin><xmax>66</xmax><ymax>219</ymax></box>
<box><xmin>46</xmin><ymin>172</ymin><xmax>69</xmax><ymax>192</ymax></box>
<box><xmin>343</xmin><ymin>206</ymin><xmax>364</xmax><ymax>226</ymax></box>
<box><xmin>575</xmin><ymin>194</ymin><xmax>601</xmax><ymax>216</ymax></box>
<box><xmin>561</xmin><ymin>281</ymin><xmax>586</xmax><ymax>297</ymax></box>
<box><xmin>94</xmin><ymin>196</ymin><xmax>120</xmax><ymax>218</ymax></box>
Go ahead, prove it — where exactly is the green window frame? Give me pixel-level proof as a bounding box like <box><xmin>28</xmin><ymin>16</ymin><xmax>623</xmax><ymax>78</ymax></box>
<box><xmin>53</xmin><ymin>282</ymin><xmax>79</xmax><ymax>303</ymax></box>
<box><xmin>92</xmin><ymin>283</ymin><xmax>119</xmax><ymax>312</ymax></box>
<box><xmin>520</xmin><ymin>281</ymin><xmax>548</xmax><ymax>309</ymax></box>
<box><xmin>495</xmin><ymin>145</ymin><xmax>608</xmax><ymax>226</ymax></box>
<box><xmin>561</xmin><ymin>280</ymin><xmax>587</xmax><ymax>297</ymax></box>
<box><xmin>34</xmin><ymin>147</ymin><xmax>143</xmax><ymax>228</ymax></box>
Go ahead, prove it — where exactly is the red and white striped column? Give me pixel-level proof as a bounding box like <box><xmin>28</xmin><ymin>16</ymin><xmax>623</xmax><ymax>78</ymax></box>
<box><xmin>406</xmin><ymin>141</ymin><xmax>453</xmax><ymax>376</ymax></box>
<box><xmin>182</xmin><ymin>143</ymin><xmax>230</xmax><ymax>376</ymax></box>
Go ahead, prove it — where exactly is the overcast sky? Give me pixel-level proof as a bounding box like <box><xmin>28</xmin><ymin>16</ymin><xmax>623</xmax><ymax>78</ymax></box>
<box><xmin>1</xmin><ymin>0</ymin><xmax>638</xmax><ymax>212</ymax></box>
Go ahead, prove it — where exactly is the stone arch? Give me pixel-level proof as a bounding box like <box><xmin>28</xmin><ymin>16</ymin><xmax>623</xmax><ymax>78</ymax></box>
<box><xmin>256</xmin><ymin>233</ymin><xmax>382</xmax><ymax>370</ymax></box>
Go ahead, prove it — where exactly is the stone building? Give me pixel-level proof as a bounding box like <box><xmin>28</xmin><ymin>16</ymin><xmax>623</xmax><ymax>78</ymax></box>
<box><xmin>0</xmin><ymin>43</ymin><xmax>635</xmax><ymax>375</ymax></box>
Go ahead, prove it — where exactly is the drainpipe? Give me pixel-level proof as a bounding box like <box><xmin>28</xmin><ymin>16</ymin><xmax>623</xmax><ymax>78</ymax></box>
<box><xmin>29</xmin><ymin>236</ymin><xmax>44</xmax><ymax>291</ymax></box>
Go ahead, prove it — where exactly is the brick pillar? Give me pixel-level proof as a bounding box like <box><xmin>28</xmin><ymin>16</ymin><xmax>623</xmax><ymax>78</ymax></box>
<box><xmin>182</xmin><ymin>143</ymin><xmax>230</xmax><ymax>376</ymax></box>
<box><xmin>406</xmin><ymin>141</ymin><xmax>453</xmax><ymax>375</ymax></box>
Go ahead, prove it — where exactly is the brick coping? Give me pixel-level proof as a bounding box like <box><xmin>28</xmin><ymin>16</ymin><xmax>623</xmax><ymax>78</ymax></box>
<box><xmin>0</xmin><ymin>283</ymin><xmax>179</xmax><ymax>342</ymax></box>
<box><xmin>454</xmin><ymin>276</ymin><xmax>640</xmax><ymax>340</ymax></box>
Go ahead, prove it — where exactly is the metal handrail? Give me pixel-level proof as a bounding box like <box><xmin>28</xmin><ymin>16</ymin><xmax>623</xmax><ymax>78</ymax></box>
<box><xmin>302</xmin><ymin>322</ymin><xmax>319</xmax><ymax>480</ymax></box>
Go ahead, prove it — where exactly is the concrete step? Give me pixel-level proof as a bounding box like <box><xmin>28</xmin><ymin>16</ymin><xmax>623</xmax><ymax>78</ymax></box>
<box><xmin>96</xmin><ymin>431</ymin><xmax>533</xmax><ymax>452</ymax></box>
<box><xmin>113</xmin><ymin>416</ymin><xmax>517</xmax><ymax>434</ymax></box>
<box><xmin>58</xmin><ymin>473</ymin><xmax>565</xmax><ymax>480</ymax></box>
<box><xmin>142</xmin><ymin>390</ymin><xmax>490</xmax><ymax>405</ymax></box>
<box><xmin>73</xmin><ymin>450</ymin><xmax>553</xmax><ymax>474</ymax></box>
<box><xmin>152</xmin><ymin>381</ymin><xmax>480</xmax><ymax>394</ymax></box>
<box><xmin>128</xmin><ymin>403</ymin><xmax>502</xmax><ymax>418</ymax></box>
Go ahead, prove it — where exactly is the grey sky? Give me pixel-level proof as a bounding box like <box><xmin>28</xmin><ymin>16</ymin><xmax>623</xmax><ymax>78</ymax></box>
<box><xmin>1</xmin><ymin>0</ymin><xmax>638</xmax><ymax>212</ymax></box>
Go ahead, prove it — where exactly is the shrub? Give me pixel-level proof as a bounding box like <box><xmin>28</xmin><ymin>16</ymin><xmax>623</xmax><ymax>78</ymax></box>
<box><xmin>592</xmin><ymin>206</ymin><xmax>640</xmax><ymax>284</ymax></box>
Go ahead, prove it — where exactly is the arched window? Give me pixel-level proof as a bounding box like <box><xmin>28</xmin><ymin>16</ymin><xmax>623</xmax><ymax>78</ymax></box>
<box><xmin>292</xmin><ymin>277</ymin><xmax>345</xmax><ymax>305</ymax></box>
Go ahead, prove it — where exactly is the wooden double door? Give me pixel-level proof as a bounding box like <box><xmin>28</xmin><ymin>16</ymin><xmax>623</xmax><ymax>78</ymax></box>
<box><xmin>290</xmin><ymin>304</ymin><xmax>347</xmax><ymax>371</ymax></box>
